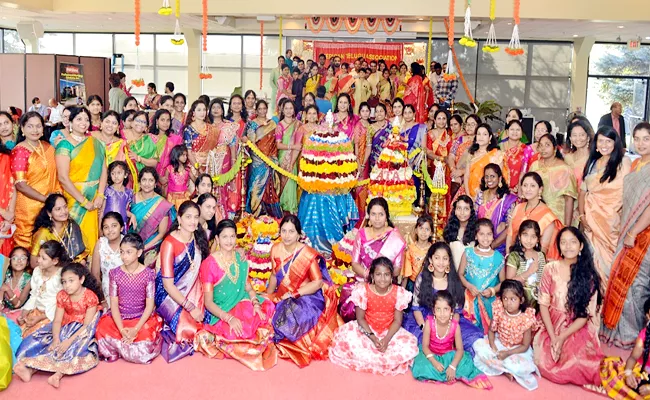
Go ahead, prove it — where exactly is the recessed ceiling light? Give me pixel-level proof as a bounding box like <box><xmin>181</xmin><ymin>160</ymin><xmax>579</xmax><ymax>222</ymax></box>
<box><xmin>618</xmin><ymin>25</ymin><xmax>625</xmax><ymax>28</ymax></box>
<box><xmin>108</xmin><ymin>17</ymin><xmax>112</xmax><ymax>20</ymax></box>
<box><xmin>646</xmin><ymin>36</ymin><xmax>650</xmax><ymax>40</ymax></box>
<box><xmin>507</xmin><ymin>22</ymin><xmax>512</xmax><ymax>25</ymax></box>
<box><xmin>418</xmin><ymin>18</ymin><xmax>423</xmax><ymax>21</ymax></box>
<box><xmin>76</xmin><ymin>25</ymin><xmax>80</xmax><ymax>28</ymax></box>
<box><xmin>573</xmin><ymin>34</ymin><xmax>579</xmax><ymax>37</ymax></box>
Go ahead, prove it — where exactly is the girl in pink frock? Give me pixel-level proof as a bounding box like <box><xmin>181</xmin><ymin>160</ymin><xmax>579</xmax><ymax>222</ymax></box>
<box><xmin>165</xmin><ymin>145</ymin><xmax>195</xmax><ymax>210</ymax></box>
<box><xmin>533</xmin><ymin>226</ymin><xmax>605</xmax><ymax>390</ymax></box>
<box><xmin>329</xmin><ymin>257</ymin><xmax>418</xmax><ymax>376</ymax></box>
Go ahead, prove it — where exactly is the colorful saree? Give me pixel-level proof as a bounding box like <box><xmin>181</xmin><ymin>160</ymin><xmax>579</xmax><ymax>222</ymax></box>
<box><xmin>103</xmin><ymin>139</ymin><xmax>126</xmax><ymax>166</ymax></box>
<box><xmin>426</xmin><ymin>129</ymin><xmax>453</xmax><ymax>214</ymax></box>
<box><xmin>378</xmin><ymin>79</ymin><xmax>392</xmax><ymax>103</ymax></box>
<box><xmin>507</xmin><ymin>202</ymin><xmax>563</xmax><ymax>261</ymax></box>
<box><xmin>152</xmin><ymin>132</ymin><xmax>183</xmax><ymax>179</ymax></box>
<box><xmin>276</xmin><ymin>75</ymin><xmax>292</xmax><ymax>111</ymax></box>
<box><xmin>246</xmin><ymin>120</ymin><xmax>282</xmax><ymax>218</ymax></box>
<box><xmin>503</xmin><ymin>143</ymin><xmax>534</xmax><ymax>191</ymax></box>
<box><xmin>11</xmin><ymin>143</ymin><xmax>60</xmax><ymax>249</ymax></box>
<box><xmin>336</xmin><ymin>75</ymin><xmax>355</xmax><ymax>98</ymax></box>
<box><xmin>0</xmin><ymin>315</ymin><xmax>22</xmax><ymax>390</ymax></box>
<box><xmin>154</xmin><ymin>236</ymin><xmax>204</xmax><ymax>362</ymax></box>
<box><xmin>269</xmin><ymin>244</ymin><xmax>342</xmax><ymax>368</ymax></box>
<box><xmin>529</xmin><ymin>160</ymin><xmax>577</xmax><ymax>225</ymax></box>
<box><xmin>183</xmin><ymin>123</ymin><xmax>219</xmax><ymax>173</ymax></box>
<box><xmin>126</xmin><ymin>134</ymin><xmax>157</xmax><ymax>173</ymax></box>
<box><xmin>463</xmin><ymin>247</ymin><xmax>504</xmax><ymax>335</ymax></box>
<box><xmin>206</xmin><ymin>121</ymin><xmax>240</xmax><ymax>219</ymax></box>
<box><xmin>277</xmin><ymin>120</ymin><xmax>302</xmax><ymax>214</ymax></box>
<box><xmin>32</xmin><ymin>222</ymin><xmax>89</xmax><ymax>264</ymax></box>
<box><xmin>131</xmin><ymin>194</ymin><xmax>176</xmax><ymax>267</ymax></box>
<box><xmin>403</xmin><ymin>75</ymin><xmax>427</xmax><ymax>123</ymax></box>
<box><xmin>56</xmin><ymin>137</ymin><xmax>105</xmax><ymax>254</ymax></box>
<box><xmin>194</xmin><ymin>252</ymin><xmax>277</xmax><ymax>371</ymax></box>
<box><xmin>476</xmin><ymin>192</ymin><xmax>519</xmax><ymax>255</ymax></box>
<box><xmin>466</xmin><ymin>149</ymin><xmax>507</xmax><ymax>200</ymax></box>
<box><xmin>565</xmin><ymin>152</ymin><xmax>589</xmax><ymax>226</ymax></box>
<box><xmin>304</xmin><ymin>75</ymin><xmax>321</xmax><ymax>96</ymax></box>
<box><xmin>583</xmin><ymin>160</ymin><xmax>630</xmax><ymax>283</ymax></box>
<box><xmin>602</xmin><ymin>160</ymin><xmax>650</xmax><ymax>348</ymax></box>
<box><xmin>323</xmin><ymin>76</ymin><xmax>338</xmax><ymax>110</ymax></box>
<box><xmin>368</xmin><ymin>121</ymin><xmax>392</xmax><ymax>170</ymax></box>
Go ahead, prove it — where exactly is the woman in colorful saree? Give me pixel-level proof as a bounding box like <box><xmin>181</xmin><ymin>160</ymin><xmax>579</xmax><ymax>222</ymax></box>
<box><xmin>402</xmin><ymin>106</ymin><xmax>427</xmax><ymax>201</ymax></box>
<box><xmin>244</xmin><ymin>100</ymin><xmax>282</xmax><ymax>218</ymax></box>
<box><xmin>446</xmin><ymin>114</ymin><xmax>467</xmax><ymax>198</ymax></box>
<box><xmin>276</xmin><ymin>100</ymin><xmax>302</xmax><ymax>214</ymax></box>
<box><xmin>449</xmin><ymin>115</ymin><xmax>480</xmax><ymax>195</ymax></box>
<box><xmin>30</xmin><ymin>194</ymin><xmax>89</xmax><ymax>266</ymax></box>
<box><xmin>131</xmin><ymin>167</ymin><xmax>176</xmax><ymax>268</ymax></box>
<box><xmin>579</xmin><ymin>126</ymin><xmax>631</xmax><ymax>285</ymax></box>
<box><xmin>266</xmin><ymin>215</ymin><xmax>342</xmax><ymax>368</ymax></box>
<box><xmin>304</xmin><ymin>64</ymin><xmax>321</xmax><ymax>97</ymax></box>
<box><xmin>403</xmin><ymin>63</ymin><xmax>427</xmax><ymax>123</ymax></box>
<box><xmin>529</xmin><ymin>134</ymin><xmax>577</xmax><ymax>227</ymax></box>
<box><xmin>195</xmin><ymin>219</ymin><xmax>277</xmax><ymax>370</ymax></box>
<box><xmin>336</xmin><ymin>63</ymin><xmax>355</xmax><ymax>100</ymax></box>
<box><xmin>498</xmin><ymin>108</ymin><xmax>524</xmax><ymax>144</ymax></box>
<box><xmin>276</xmin><ymin>64</ymin><xmax>293</xmax><ymax>112</ymax></box>
<box><xmin>391</xmin><ymin>98</ymin><xmax>405</xmax><ymax>127</ymax></box>
<box><xmin>564</xmin><ymin>119</ymin><xmax>594</xmax><ymax>226</ymax></box>
<box><xmin>506</xmin><ymin>172</ymin><xmax>562</xmax><ymax>260</ymax></box>
<box><xmin>501</xmin><ymin>120</ymin><xmax>534</xmax><ymax>194</ymax></box>
<box><xmin>424</xmin><ymin>109</ymin><xmax>452</xmax><ymax>211</ymax></box>
<box><xmin>12</xmin><ymin>112</ymin><xmax>58</xmax><ymax>250</ymax></box>
<box><xmin>367</xmin><ymin>104</ymin><xmax>392</xmax><ymax>171</ymax></box>
<box><xmin>244</xmin><ymin>90</ymin><xmax>257</xmax><ymax>121</ymax></box>
<box><xmin>463</xmin><ymin>123</ymin><xmax>507</xmax><ymax>200</ymax></box>
<box><xmin>124</xmin><ymin>111</ymin><xmax>158</xmax><ymax>182</ymax></box>
<box><xmin>206</xmin><ymin>107</ymin><xmax>240</xmax><ymax>220</ymax></box>
<box><xmin>92</xmin><ymin>111</ymin><xmax>125</xmax><ymax>167</ymax></box>
<box><xmin>55</xmin><ymin>106</ymin><xmax>107</xmax><ymax>255</ymax></box>
<box><xmin>475</xmin><ymin>164</ymin><xmax>518</xmax><ymax>256</ymax></box>
<box><xmin>87</xmin><ymin>95</ymin><xmax>103</xmax><ymax>132</ymax></box>
<box><xmin>183</xmin><ymin>100</ymin><xmax>219</xmax><ymax>174</ymax></box>
<box><xmin>155</xmin><ymin>201</ymin><xmax>209</xmax><ymax>363</ymax></box>
<box><xmin>172</xmin><ymin>93</ymin><xmax>186</xmax><ymax>133</ymax></box>
<box><xmin>149</xmin><ymin>109</ymin><xmax>183</xmax><ymax>191</ymax></box>
<box><xmin>533</xmin><ymin>227</ymin><xmax>604</xmax><ymax>390</ymax></box>
<box><xmin>396</xmin><ymin>63</ymin><xmax>410</xmax><ymax>99</ymax></box>
<box><xmin>377</xmin><ymin>69</ymin><xmax>393</xmax><ymax>107</ymax></box>
<box><xmin>208</xmin><ymin>98</ymin><xmax>225</xmax><ymax>128</ymax></box>
<box><xmin>323</xmin><ymin>65</ymin><xmax>338</xmax><ymax>111</ymax></box>
<box><xmin>226</xmin><ymin>95</ymin><xmax>248</xmax><ymax>207</ymax></box>
<box><xmin>602</xmin><ymin>122</ymin><xmax>650</xmax><ymax>349</ymax></box>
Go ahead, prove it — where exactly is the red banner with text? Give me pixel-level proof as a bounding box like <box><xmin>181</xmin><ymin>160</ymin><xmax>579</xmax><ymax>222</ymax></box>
<box><xmin>312</xmin><ymin>41</ymin><xmax>405</xmax><ymax>65</ymax></box>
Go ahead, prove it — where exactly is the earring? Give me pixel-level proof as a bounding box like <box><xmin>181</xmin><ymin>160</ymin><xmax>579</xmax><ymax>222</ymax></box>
<box><xmin>579</xmin><ymin>250</ymin><xmax>582</xmax><ymax>256</ymax></box>
<box><xmin>445</xmin><ymin>268</ymin><xmax>450</xmax><ymax>274</ymax></box>
<box><xmin>428</xmin><ymin>265</ymin><xmax>434</xmax><ymax>273</ymax></box>
<box><xmin>498</xmin><ymin>181</ymin><xmax>503</xmax><ymax>188</ymax></box>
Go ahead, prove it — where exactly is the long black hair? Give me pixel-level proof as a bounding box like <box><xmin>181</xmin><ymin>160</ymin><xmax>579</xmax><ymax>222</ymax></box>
<box><xmin>509</xmin><ymin>219</ymin><xmax>541</xmax><ymax>256</ymax></box>
<box><xmin>208</xmin><ymin>98</ymin><xmax>225</xmax><ymax>123</ymax></box>
<box><xmin>165</xmin><ymin>201</ymin><xmax>210</xmax><ymax>261</ymax></box>
<box><xmin>556</xmin><ymin>227</ymin><xmax>602</xmax><ymax>320</ymax></box>
<box><xmin>39</xmin><ymin>240</ymin><xmax>71</xmax><ymax>266</ymax></box>
<box><xmin>418</xmin><ymin>242</ymin><xmax>464</xmax><ymax>311</ymax></box>
<box><xmin>101</xmin><ymin>110</ymin><xmax>121</xmax><ymax>138</ymax></box>
<box><xmin>479</xmin><ymin>163</ymin><xmax>510</xmax><ymax>198</ymax></box>
<box><xmin>567</xmin><ymin>119</ymin><xmax>594</xmax><ymax>151</ymax></box>
<box><xmin>280</xmin><ymin>214</ymin><xmax>302</xmax><ymax>235</ymax></box>
<box><xmin>226</xmin><ymin>94</ymin><xmax>248</xmax><ymax>121</ymax></box>
<box><xmin>469</xmin><ymin>123</ymin><xmax>498</xmax><ymax>155</ymax></box>
<box><xmin>366</xmin><ymin>197</ymin><xmax>394</xmax><ymax>228</ymax></box>
<box><xmin>197</xmin><ymin>193</ymin><xmax>218</xmax><ymax>242</ymax></box>
<box><xmin>583</xmin><ymin>126</ymin><xmax>625</xmax><ymax>184</ymax></box>
<box><xmin>368</xmin><ymin>256</ymin><xmax>394</xmax><ymax>284</ymax></box>
<box><xmin>169</xmin><ymin>144</ymin><xmax>189</xmax><ymax>171</ymax></box>
<box><xmin>185</xmin><ymin>100</ymin><xmax>209</xmax><ymax>125</ymax></box>
<box><xmin>641</xmin><ymin>298</ymin><xmax>650</xmax><ymax>369</ymax></box>
<box><xmin>15</xmin><ymin>111</ymin><xmax>44</xmax><ymax>148</ymax></box>
<box><xmin>443</xmin><ymin>195</ymin><xmax>477</xmax><ymax>245</ymax></box>
<box><xmin>499</xmin><ymin>279</ymin><xmax>528</xmax><ymax>312</ymax></box>
<box><xmin>107</xmin><ymin>160</ymin><xmax>130</xmax><ymax>186</ymax></box>
<box><xmin>33</xmin><ymin>193</ymin><xmax>68</xmax><ymax>233</ymax></box>
<box><xmin>413</xmin><ymin>215</ymin><xmax>434</xmax><ymax>243</ymax></box>
<box><xmin>538</xmin><ymin>133</ymin><xmax>564</xmax><ymax>160</ymax></box>
<box><xmin>149</xmin><ymin>109</ymin><xmax>173</xmax><ymax>136</ymax></box>
<box><xmin>62</xmin><ymin>262</ymin><xmax>105</xmax><ymax>303</ymax></box>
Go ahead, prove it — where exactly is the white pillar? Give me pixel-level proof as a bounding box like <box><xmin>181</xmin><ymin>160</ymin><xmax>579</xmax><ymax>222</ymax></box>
<box><xmin>16</xmin><ymin>21</ymin><xmax>44</xmax><ymax>53</ymax></box>
<box><xmin>570</xmin><ymin>36</ymin><xmax>595</xmax><ymax>114</ymax></box>
<box><xmin>183</xmin><ymin>28</ymin><xmax>202</xmax><ymax>102</ymax></box>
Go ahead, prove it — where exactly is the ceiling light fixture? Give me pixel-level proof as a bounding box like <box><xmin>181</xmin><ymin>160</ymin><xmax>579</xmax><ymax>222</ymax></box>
<box><xmin>646</xmin><ymin>36</ymin><xmax>650</xmax><ymax>40</ymax></box>
<box><xmin>618</xmin><ymin>25</ymin><xmax>625</xmax><ymax>28</ymax></box>
<box><xmin>418</xmin><ymin>18</ymin><xmax>424</xmax><ymax>21</ymax></box>
<box><xmin>573</xmin><ymin>34</ymin><xmax>579</xmax><ymax>37</ymax></box>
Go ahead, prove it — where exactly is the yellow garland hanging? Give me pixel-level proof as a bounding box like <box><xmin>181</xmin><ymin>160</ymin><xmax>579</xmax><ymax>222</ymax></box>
<box><xmin>211</xmin><ymin>153</ymin><xmax>251</xmax><ymax>186</ymax></box>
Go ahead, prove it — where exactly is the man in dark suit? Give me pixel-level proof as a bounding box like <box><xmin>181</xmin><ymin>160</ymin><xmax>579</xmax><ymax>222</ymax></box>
<box><xmin>598</xmin><ymin>101</ymin><xmax>626</xmax><ymax>147</ymax></box>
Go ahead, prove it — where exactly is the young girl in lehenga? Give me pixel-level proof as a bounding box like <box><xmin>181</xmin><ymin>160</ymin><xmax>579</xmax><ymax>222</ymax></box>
<box><xmin>329</xmin><ymin>257</ymin><xmax>418</xmax><ymax>376</ymax></box>
<box><xmin>411</xmin><ymin>290</ymin><xmax>492</xmax><ymax>389</ymax></box>
<box><xmin>0</xmin><ymin>247</ymin><xmax>31</xmax><ymax>322</ymax></box>
<box><xmin>14</xmin><ymin>263</ymin><xmax>103</xmax><ymax>388</ymax></box>
<box><xmin>473</xmin><ymin>280</ymin><xmax>540</xmax><ymax>391</ymax></box>
<box><xmin>164</xmin><ymin>145</ymin><xmax>195</xmax><ymax>210</ymax></box>
<box><xmin>601</xmin><ymin>297</ymin><xmax>650</xmax><ymax>399</ymax></box>
<box><xmin>96</xmin><ymin>234</ymin><xmax>162</xmax><ymax>364</ymax></box>
<box><xmin>401</xmin><ymin>215</ymin><xmax>434</xmax><ymax>290</ymax></box>
<box><xmin>505</xmin><ymin>220</ymin><xmax>547</xmax><ymax>310</ymax></box>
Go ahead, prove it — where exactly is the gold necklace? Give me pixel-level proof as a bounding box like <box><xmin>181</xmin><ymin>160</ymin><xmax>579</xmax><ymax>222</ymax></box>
<box><xmin>26</xmin><ymin>141</ymin><xmax>47</xmax><ymax>168</ymax></box>
<box><xmin>70</xmin><ymin>132</ymin><xmax>85</xmax><ymax>143</ymax></box>
<box><xmin>219</xmin><ymin>251</ymin><xmax>239</xmax><ymax>284</ymax></box>
<box><xmin>181</xmin><ymin>236</ymin><xmax>197</xmax><ymax>270</ymax></box>
<box><xmin>123</xmin><ymin>263</ymin><xmax>140</xmax><ymax>276</ymax></box>
<box><xmin>281</xmin><ymin>244</ymin><xmax>300</xmax><ymax>278</ymax></box>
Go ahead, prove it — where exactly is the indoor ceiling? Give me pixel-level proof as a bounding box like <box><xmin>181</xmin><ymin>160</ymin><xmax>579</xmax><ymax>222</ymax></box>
<box><xmin>0</xmin><ymin>7</ymin><xmax>648</xmax><ymax>42</ymax></box>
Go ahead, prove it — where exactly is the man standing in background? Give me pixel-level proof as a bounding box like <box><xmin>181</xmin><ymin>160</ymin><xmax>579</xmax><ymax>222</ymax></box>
<box><xmin>598</xmin><ymin>101</ymin><xmax>627</xmax><ymax>147</ymax></box>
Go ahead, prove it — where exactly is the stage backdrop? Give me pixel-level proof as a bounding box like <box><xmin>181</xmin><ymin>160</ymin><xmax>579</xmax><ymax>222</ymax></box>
<box><xmin>312</xmin><ymin>41</ymin><xmax>404</xmax><ymax>65</ymax></box>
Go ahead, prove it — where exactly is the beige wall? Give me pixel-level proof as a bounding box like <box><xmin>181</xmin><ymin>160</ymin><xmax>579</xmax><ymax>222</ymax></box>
<box><xmin>26</xmin><ymin>54</ymin><xmax>55</xmax><ymax>110</ymax></box>
<box><xmin>0</xmin><ymin>54</ymin><xmax>25</xmax><ymax>112</ymax></box>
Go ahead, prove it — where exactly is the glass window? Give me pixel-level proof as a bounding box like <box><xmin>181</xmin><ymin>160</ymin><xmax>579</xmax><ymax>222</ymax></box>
<box><xmin>242</xmin><ymin>69</ymin><xmax>273</xmax><ymax>102</ymax></box>
<box><xmin>122</xmin><ymin>66</ymin><xmax>155</xmax><ymax>103</ymax></box>
<box><xmin>3</xmin><ymin>29</ymin><xmax>25</xmax><ymax>53</ymax></box>
<box><xmin>38</xmin><ymin>33</ymin><xmax>73</xmax><ymax>55</ymax></box>
<box><xmin>156</xmin><ymin>34</ymin><xmax>187</xmax><ymax>67</ymax></box>
<box><xmin>243</xmin><ymin>36</ymin><xmax>281</xmax><ymax>68</ymax></box>
<box><xmin>428</xmin><ymin>40</ymin><xmax>477</xmax><ymax>74</ymax></box>
<box><xmin>75</xmin><ymin>34</ymin><xmax>113</xmax><ymax>58</ymax></box>
<box><xmin>589</xmin><ymin>44</ymin><xmax>650</xmax><ymax>77</ymax></box>
<box><xmin>114</xmin><ymin>34</ymin><xmax>154</xmax><ymax>65</ymax></box>
<box><xmin>476</xmin><ymin>77</ymin><xmax>526</xmax><ymax>107</ymax></box>
<box><xmin>157</xmin><ymin>67</ymin><xmax>188</xmax><ymax>96</ymax></box>
<box><xmin>201</xmin><ymin>68</ymin><xmax>241</xmax><ymax>98</ymax></box>
<box><xmin>204</xmin><ymin>35</ymin><xmax>241</xmax><ymax>68</ymax></box>
<box><xmin>528</xmin><ymin>79</ymin><xmax>571</xmax><ymax>109</ymax></box>
<box><xmin>531</xmin><ymin>44</ymin><xmax>572</xmax><ymax>77</ymax></box>
<box><xmin>586</xmin><ymin>77</ymin><xmax>648</xmax><ymax>133</ymax></box>
<box><xmin>478</xmin><ymin>41</ymin><xmax>528</xmax><ymax>76</ymax></box>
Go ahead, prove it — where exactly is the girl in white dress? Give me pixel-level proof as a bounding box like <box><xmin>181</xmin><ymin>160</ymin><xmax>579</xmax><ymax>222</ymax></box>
<box><xmin>90</xmin><ymin>212</ymin><xmax>124</xmax><ymax>309</ymax></box>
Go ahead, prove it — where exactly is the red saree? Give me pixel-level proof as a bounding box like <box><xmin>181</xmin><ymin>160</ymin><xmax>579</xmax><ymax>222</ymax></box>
<box><xmin>403</xmin><ymin>75</ymin><xmax>426</xmax><ymax>123</ymax></box>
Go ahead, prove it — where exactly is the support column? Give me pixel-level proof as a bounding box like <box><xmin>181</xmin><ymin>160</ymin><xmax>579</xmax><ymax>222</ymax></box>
<box><xmin>183</xmin><ymin>28</ymin><xmax>202</xmax><ymax>102</ymax></box>
<box><xmin>570</xmin><ymin>36</ymin><xmax>595</xmax><ymax>115</ymax></box>
<box><xmin>16</xmin><ymin>21</ymin><xmax>44</xmax><ymax>53</ymax></box>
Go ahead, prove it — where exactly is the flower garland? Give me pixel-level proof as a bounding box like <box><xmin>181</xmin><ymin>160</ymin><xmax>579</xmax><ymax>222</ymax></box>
<box><xmin>443</xmin><ymin>19</ymin><xmax>475</xmax><ymax>104</ymax></box>
<box><xmin>505</xmin><ymin>0</ymin><xmax>524</xmax><ymax>56</ymax></box>
<box><xmin>305</xmin><ymin>17</ymin><xmax>401</xmax><ymax>35</ymax></box>
<box><xmin>171</xmin><ymin>0</ymin><xmax>184</xmax><ymax>45</ymax></box>
<box><xmin>443</xmin><ymin>0</ymin><xmax>458</xmax><ymax>82</ymax></box>
<box><xmin>382</xmin><ymin>18</ymin><xmax>401</xmax><ymax>35</ymax></box>
<box><xmin>326</xmin><ymin>17</ymin><xmax>343</xmax><ymax>33</ymax></box>
<box><xmin>131</xmin><ymin>0</ymin><xmax>144</xmax><ymax>88</ymax></box>
<box><xmin>483</xmin><ymin>0</ymin><xmax>500</xmax><ymax>53</ymax></box>
<box><xmin>305</xmin><ymin>17</ymin><xmax>324</xmax><ymax>34</ymax></box>
<box><xmin>363</xmin><ymin>18</ymin><xmax>380</xmax><ymax>35</ymax></box>
<box><xmin>426</xmin><ymin>17</ymin><xmax>433</xmax><ymax>74</ymax></box>
<box><xmin>459</xmin><ymin>0</ymin><xmax>477</xmax><ymax>47</ymax></box>
<box><xmin>210</xmin><ymin>153</ymin><xmax>250</xmax><ymax>187</ymax></box>
<box><xmin>199</xmin><ymin>0</ymin><xmax>212</xmax><ymax>80</ymax></box>
<box><xmin>158</xmin><ymin>0</ymin><xmax>172</xmax><ymax>15</ymax></box>
<box><xmin>345</xmin><ymin>18</ymin><xmax>362</xmax><ymax>34</ymax></box>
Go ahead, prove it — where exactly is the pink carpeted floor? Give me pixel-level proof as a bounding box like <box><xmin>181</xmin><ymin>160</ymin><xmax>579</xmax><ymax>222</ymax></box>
<box><xmin>5</xmin><ymin>344</ymin><xmax>627</xmax><ymax>399</ymax></box>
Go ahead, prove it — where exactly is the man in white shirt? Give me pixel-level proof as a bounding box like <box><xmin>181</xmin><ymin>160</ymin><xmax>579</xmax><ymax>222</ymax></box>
<box><xmin>47</xmin><ymin>98</ymin><xmax>64</xmax><ymax>124</ymax></box>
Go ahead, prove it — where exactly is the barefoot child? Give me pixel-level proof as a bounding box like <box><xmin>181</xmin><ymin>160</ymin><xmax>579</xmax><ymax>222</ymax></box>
<box><xmin>14</xmin><ymin>263</ymin><xmax>103</xmax><ymax>388</ymax></box>
<box><xmin>473</xmin><ymin>279</ymin><xmax>539</xmax><ymax>390</ymax></box>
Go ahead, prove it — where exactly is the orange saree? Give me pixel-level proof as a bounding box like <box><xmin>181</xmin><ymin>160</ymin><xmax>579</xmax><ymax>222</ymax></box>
<box><xmin>466</xmin><ymin>149</ymin><xmax>507</xmax><ymax>200</ymax></box>
<box><xmin>508</xmin><ymin>202</ymin><xmax>563</xmax><ymax>261</ymax></box>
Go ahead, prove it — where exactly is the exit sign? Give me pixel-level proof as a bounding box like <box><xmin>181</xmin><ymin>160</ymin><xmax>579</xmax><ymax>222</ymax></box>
<box><xmin>628</xmin><ymin>40</ymin><xmax>641</xmax><ymax>49</ymax></box>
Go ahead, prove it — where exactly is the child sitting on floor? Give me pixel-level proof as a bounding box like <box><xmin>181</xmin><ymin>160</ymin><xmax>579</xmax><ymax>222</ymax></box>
<box><xmin>401</xmin><ymin>215</ymin><xmax>433</xmax><ymax>290</ymax></box>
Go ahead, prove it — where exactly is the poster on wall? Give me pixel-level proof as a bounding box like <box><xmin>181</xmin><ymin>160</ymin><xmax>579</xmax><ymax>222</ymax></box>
<box><xmin>59</xmin><ymin>63</ymin><xmax>86</xmax><ymax>106</ymax></box>
<box><xmin>312</xmin><ymin>41</ymin><xmax>405</xmax><ymax>65</ymax></box>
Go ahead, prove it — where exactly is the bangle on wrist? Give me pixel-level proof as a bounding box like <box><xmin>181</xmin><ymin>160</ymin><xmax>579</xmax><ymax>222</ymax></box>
<box><xmin>624</xmin><ymin>369</ymin><xmax>633</xmax><ymax>376</ymax></box>
<box><xmin>9</xmin><ymin>294</ymin><xmax>17</xmax><ymax>301</ymax></box>
<box><xmin>426</xmin><ymin>353</ymin><xmax>434</xmax><ymax>359</ymax></box>
<box><xmin>448</xmin><ymin>365</ymin><xmax>457</xmax><ymax>371</ymax></box>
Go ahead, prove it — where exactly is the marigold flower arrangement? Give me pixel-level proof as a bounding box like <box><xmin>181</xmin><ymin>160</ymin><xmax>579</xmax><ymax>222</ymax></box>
<box><xmin>327</xmin><ymin>229</ymin><xmax>358</xmax><ymax>288</ymax></box>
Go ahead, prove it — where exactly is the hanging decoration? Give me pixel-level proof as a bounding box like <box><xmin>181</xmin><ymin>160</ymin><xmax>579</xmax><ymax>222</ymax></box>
<box><xmin>260</xmin><ymin>21</ymin><xmax>264</xmax><ymax>90</ymax></box>
<box><xmin>483</xmin><ymin>0</ymin><xmax>499</xmax><ymax>53</ymax></box>
<box><xmin>199</xmin><ymin>0</ymin><xmax>212</xmax><ymax>79</ymax></box>
<box><xmin>363</xmin><ymin>18</ymin><xmax>380</xmax><ymax>35</ymax></box>
<box><xmin>426</xmin><ymin>17</ymin><xmax>433</xmax><ymax>75</ymax></box>
<box><xmin>506</xmin><ymin>0</ymin><xmax>524</xmax><ymax>56</ymax></box>
<box><xmin>171</xmin><ymin>0</ymin><xmax>184</xmax><ymax>45</ymax></box>
<box><xmin>443</xmin><ymin>0</ymin><xmax>458</xmax><ymax>82</ymax></box>
<box><xmin>158</xmin><ymin>0</ymin><xmax>172</xmax><ymax>15</ymax></box>
<box><xmin>459</xmin><ymin>0</ymin><xmax>477</xmax><ymax>47</ymax></box>
<box><xmin>305</xmin><ymin>17</ymin><xmax>401</xmax><ymax>35</ymax></box>
<box><xmin>131</xmin><ymin>0</ymin><xmax>144</xmax><ymax>87</ymax></box>
<box><xmin>344</xmin><ymin>18</ymin><xmax>362</xmax><ymax>35</ymax></box>
<box><xmin>279</xmin><ymin>16</ymin><xmax>283</xmax><ymax>55</ymax></box>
